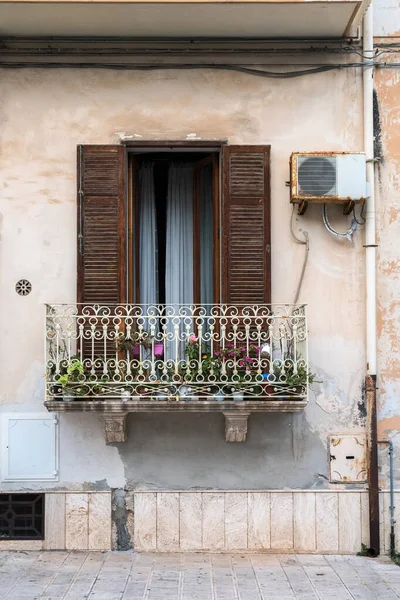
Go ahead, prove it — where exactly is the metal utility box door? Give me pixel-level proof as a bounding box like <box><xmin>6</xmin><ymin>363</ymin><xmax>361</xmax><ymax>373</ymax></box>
<box><xmin>329</xmin><ymin>434</ymin><xmax>367</xmax><ymax>483</ymax></box>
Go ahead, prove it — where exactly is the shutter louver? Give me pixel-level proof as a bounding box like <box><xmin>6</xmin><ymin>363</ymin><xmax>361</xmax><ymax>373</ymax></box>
<box><xmin>77</xmin><ymin>145</ymin><xmax>126</xmax><ymax>306</ymax></box>
<box><xmin>222</xmin><ymin>146</ymin><xmax>271</xmax><ymax>304</ymax></box>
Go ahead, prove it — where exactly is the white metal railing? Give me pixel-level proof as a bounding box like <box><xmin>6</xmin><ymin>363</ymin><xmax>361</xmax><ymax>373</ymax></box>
<box><xmin>45</xmin><ymin>304</ymin><xmax>308</xmax><ymax>401</ymax></box>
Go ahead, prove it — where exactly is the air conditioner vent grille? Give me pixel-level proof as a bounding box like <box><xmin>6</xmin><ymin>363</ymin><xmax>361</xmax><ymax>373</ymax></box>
<box><xmin>297</xmin><ymin>156</ymin><xmax>337</xmax><ymax>197</ymax></box>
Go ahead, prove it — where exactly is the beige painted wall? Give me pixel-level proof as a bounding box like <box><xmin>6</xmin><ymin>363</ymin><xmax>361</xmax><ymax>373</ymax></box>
<box><xmin>2</xmin><ymin>57</ymin><xmax>397</xmax><ymax>492</ymax></box>
<box><xmin>372</xmin><ymin>0</ymin><xmax>400</xmax><ymax>488</ymax></box>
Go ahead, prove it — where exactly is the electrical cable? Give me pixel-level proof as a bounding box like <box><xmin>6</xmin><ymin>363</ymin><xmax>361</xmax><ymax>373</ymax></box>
<box><xmin>0</xmin><ymin>61</ymin><xmax>389</xmax><ymax>76</ymax></box>
<box><xmin>360</xmin><ymin>199</ymin><xmax>366</xmax><ymax>222</ymax></box>
<box><xmin>290</xmin><ymin>205</ymin><xmax>310</xmax><ymax>305</ymax></box>
<box><xmin>353</xmin><ymin>204</ymin><xmax>366</xmax><ymax>225</ymax></box>
<box><xmin>0</xmin><ymin>60</ymin><xmax>399</xmax><ymax>75</ymax></box>
<box><xmin>322</xmin><ymin>204</ymin><xmax>358</xmax><ymax>242</ymax></box>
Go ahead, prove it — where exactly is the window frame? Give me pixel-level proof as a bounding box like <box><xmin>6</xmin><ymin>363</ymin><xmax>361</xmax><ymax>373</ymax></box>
<box><xmin>126</xmin><ymin>142</ymin><xmax>224</xmax><ymax>306</ymax></box>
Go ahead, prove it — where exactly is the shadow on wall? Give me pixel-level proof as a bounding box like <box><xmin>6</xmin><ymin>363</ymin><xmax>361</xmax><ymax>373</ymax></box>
<box><xmin>116</xmin><ymin>412</ymin><xmax>327</xmax><ymax>491</ymax></box>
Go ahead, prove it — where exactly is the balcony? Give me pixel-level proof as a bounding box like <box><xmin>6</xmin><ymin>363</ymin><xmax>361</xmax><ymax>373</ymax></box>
<box><xmin>0</xmin><ymin>0</ymin><xmax>365</xmax><ymax>41</ymax></box>
<box><xmin>44</xmin><ymin>303</ymin><xmax>309</xmax><ymax>443</ymax></box>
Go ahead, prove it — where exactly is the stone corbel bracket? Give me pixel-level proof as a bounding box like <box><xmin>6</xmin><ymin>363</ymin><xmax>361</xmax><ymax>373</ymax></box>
<box><xmin>223</xmin><ymin>411</ymin><xmax>250</xmax><ymax>442</ymax></box>
<box><xmin>102</xmin><ymin>411</ymin><xmax>128</xmax><ymax>443</ymax></box>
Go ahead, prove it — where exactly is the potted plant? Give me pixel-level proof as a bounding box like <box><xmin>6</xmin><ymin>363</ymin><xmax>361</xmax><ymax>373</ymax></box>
<box><xmin>116</xmin><ymin>331</ymin><xmax>164</xmax><ymax>357</ymax></box>
<box><xmin>274</xmin><ymin>361</ymin><xmax>319</xmax><ymax>397</ymax></box>
<box><xmin>57</xmin><ymin>358</ymin><xmax>85</xmax><ymax>401</ymax></box>
<box><xmin>231</xmin><ymin>384</ymin><xmax>245</xmax><ymax>402</ymax></box>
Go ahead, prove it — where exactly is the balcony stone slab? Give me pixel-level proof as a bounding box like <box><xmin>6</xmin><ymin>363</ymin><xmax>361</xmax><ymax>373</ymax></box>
<box><xmin>44</xmin><ymin>399</ymin><xmax>307</xmax><ymax>443</ymax></box>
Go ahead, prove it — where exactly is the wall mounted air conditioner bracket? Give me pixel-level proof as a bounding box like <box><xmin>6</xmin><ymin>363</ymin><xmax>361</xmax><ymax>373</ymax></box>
<box><xmin>297</xmin><ymin>200</ymin><xmax>308</xmax><ymax>215</ymax></box>
<box><xmin>343</xmin><ymin>200</ymin><xmax>356</xmax><ymax>215</ymax></box>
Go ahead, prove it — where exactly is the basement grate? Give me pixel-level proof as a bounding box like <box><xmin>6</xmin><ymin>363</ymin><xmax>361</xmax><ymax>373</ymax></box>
<box><xmin>0</xmin><ymin>494</ymin><xmax>44</xmax><ymax>540</ymax></box>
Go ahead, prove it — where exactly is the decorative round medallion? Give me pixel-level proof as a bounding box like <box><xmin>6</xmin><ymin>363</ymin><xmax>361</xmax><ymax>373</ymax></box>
<box><xmin>15</xmin><ymin>279</ymin><xmax>32</xmax><ymax>296</ymax></box>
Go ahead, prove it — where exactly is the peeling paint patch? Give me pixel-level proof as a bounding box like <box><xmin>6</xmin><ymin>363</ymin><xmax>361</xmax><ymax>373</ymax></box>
<box><xmin>378</xmin><ymin>417</ymin><xmax>400</xmax><ymax>438</ymax></box>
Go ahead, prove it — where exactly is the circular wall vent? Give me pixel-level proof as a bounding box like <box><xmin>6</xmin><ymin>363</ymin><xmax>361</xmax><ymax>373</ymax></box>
<box><xmin>16</xmin><ymin>279</ymin><xmax>32</xmax><ymax>296</ymax></box>
<box><xmin>298</xmin><ymin>156</ymin><xmax>336</xmax><ymax>196</ymax></box>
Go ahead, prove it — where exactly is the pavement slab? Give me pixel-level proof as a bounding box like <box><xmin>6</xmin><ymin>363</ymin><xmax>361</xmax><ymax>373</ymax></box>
<box><xmin>0</xmin><ymin>552</ymin><xmax>398</xmax><ymax>599</ymax></box>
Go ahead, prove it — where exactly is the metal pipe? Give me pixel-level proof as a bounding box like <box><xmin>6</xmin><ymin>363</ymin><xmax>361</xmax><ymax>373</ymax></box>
<box><xmin>322</xmin><ymin>204</ymin><xmax>358</xmax><ymax>242</ymax></box>
<box><xmin>364</xmin><ymin>5</ymin><xmax>377</xmax><ymax>377</ymax></box>
<box><xmin>379</xmin><ymin>440</ymin><xmax>396</xmax><ymax>554</ymax></box>
<box><xmin>366</xmin><ymin>375</ymin><xmax>380</xmax><ymax>556</ymax></box>
<box><xmin>363</xmin><ymin>3</ymin><xmax>380</xmax><ymax>557</ymax></box>
<box><xmin>389</xmin><ymin>440</ymin><xmax>395</xmax><ymax>554</ymax></box>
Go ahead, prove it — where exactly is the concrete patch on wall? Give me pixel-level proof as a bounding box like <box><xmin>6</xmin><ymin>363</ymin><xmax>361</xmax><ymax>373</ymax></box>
<box><xmin>118</xmin><ymin>412</ymin><xmax>328</xmax><ymax>491</ymax></box>
<box><xmin>111</xmin><ymin>489</ymin><xmax>133</xmax><ymax>551</ymax></box>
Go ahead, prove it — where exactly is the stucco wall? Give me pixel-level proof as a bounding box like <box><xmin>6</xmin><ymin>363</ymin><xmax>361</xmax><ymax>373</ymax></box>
<box><xmin>0</xmin><ymin>64</ymin><xmax>378</xmax><ymax>491</ymax></box>
<box><xmin>373</xmin><ymin>1</ymin><xmax>400</xmax><ymax>491</ymax></box>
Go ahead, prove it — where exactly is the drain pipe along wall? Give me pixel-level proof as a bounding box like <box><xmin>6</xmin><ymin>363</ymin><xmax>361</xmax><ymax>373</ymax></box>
<box><xmin>363</xmin><ymin>2</ymin><xmax>380</xmax><ymax>557</ymax></box>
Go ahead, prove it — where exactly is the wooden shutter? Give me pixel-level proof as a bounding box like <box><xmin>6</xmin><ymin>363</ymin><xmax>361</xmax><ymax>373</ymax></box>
<box><xmin>77</xmin><ymin>145</ymin><xmax>126</xmax><ymax>305</ymax></box>
<box><xmin>222</xmin><ymin>145</ymin><xmax>271</xmax><ymax>304</ymax></box>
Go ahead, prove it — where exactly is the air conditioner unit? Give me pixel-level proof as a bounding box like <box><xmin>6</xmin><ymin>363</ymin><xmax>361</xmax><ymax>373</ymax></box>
<box><xmin>290</xmin><ymin>152</ymin><xmax>368</xmax><ymax>213</ymax></box>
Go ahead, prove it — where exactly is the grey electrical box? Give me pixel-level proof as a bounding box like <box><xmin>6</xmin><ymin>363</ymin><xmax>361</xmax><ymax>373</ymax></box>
<box><xmin>329</xmin><ymin>434</ymin><xmax>367</xmax><ymax>483</ymax></box>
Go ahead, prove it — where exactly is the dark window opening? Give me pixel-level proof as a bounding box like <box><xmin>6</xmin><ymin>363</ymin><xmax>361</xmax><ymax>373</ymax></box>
<box><xmin>131</xmin><ymin>151</ymin><xmax>219</xmax><ymax>305</ymax></box>
<box><xmin>0</xmin><ymin>494</ymin><xmax>44</xmax><ymax>540</ymax></box>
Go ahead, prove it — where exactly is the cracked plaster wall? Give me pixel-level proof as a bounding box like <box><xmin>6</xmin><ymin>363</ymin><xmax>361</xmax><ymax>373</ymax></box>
<box><xmin>372</xmin><ymin>0</ymin><xmax>400</xmax><ymax>489</ymax></box>
<box><xmin>0</xmin><ymin>53</ymin><xmax>393</xmax><ymax>491</ymax></box>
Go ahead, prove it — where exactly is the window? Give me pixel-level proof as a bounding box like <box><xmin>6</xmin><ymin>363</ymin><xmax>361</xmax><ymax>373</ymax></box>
<box><xmin>0</xmin><ymin>494</ymin><xmax>44</xmax><ymax>540</ymax></box>
<box><xmin>129</xmin><ymin>152</ymin><xmax>219</xmax><ymax>305</ymax></box>
<box><xmin>77</xmin><ymin>143</ymin><xmax>271</xmax><ymax>307</ymax></box>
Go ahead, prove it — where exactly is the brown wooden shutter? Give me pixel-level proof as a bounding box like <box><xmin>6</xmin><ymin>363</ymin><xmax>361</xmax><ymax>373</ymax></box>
<box><xmin>77</xmin><ymin>145</ymin><xmax>126</xmax><ymax>305</ymax></box>
<box><xmin>222</xmin><ymin>145</ymin><xmax>271</xmax><ymax>305</ymax></box>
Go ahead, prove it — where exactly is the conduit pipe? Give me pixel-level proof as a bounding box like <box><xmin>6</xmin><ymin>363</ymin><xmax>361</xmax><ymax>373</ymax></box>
<box><xmin>363</xmin><ymin>3</ymin><xmax>380</xmax><ymax>557</ymax></box>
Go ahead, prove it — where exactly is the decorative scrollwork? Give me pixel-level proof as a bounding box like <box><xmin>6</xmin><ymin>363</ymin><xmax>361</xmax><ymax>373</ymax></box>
<box><xmin>45</xmin><ymin>303</ymin><xmax>309</xmax><ymax>402</ymax></box>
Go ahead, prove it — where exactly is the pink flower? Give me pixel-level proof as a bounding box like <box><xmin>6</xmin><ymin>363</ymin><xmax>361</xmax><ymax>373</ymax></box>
<box><xmin>189</xmin><ymin>335</ymin><xmax>198</xmax><ymax>343</ymax></box>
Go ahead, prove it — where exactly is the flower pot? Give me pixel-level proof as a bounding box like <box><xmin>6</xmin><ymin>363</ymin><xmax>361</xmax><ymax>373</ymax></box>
<box><xmin>132</xmin><ymin>344</ymin><xmax>141</xmax><ymax>356</ymax></box>
<box><xmin>214</xmin><ymin>393</ymin><xmax>224</xmax><ymax>402</ymax></box>
<box><xmin>52</xmin><ymin>384</ymin><xmax>63</xmax><ymax>398</ymax></box>
<box><xmin>154</xmin><ymin>343</ymin><xmax>164</xmax><ymax>357</ymax></box>
<box><xmin>232</xmin><ymin>391</ymin><xmax>244</xmax><ymax>402</ymax></box>
<box><xmin>62</xmin><ymin>395</ymin><xmax>74</xmax><ymax>402</ymax></box>
<box><xmin>179</xmin><ymin>385</ymin><xmax>193</xmax><ymax>401</ymax></box>
<box><xmin>121</xmin><ymin>390</ymin><xmax>131</xmax><ymax>402</ymax></box>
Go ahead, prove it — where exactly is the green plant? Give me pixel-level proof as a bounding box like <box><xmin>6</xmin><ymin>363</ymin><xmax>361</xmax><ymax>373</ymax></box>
<box><xmin>272</xmin><ymin>356</ymin><xmax>320</xmax><ymax>388</ymax></box>
<box><xmin>391</xmin><ymin>550</ymin><xmax>400</xmax><ymax>567</ymax></box>
<box><xmin>182</xmin><ymin>336</ymin><xmax>221</xmax><ymax>381</ymax></box>
<box><xmin>282</xmin><ymin>363</ymin><xmax>320</xmax><ymax>387</ymax></box>
<box><xmin>57</xmin><ymin>359</ymin><xmax>85</xmax><ymax>395</ymax></box>
<box><xmin>116</xmin><ymin>331</ymin><xmax>151</xmax><ymax>353</ymax></box>
<box><xmin>357</xmin><ymin>543</ymin><xmax>368</xmax><ymax>557</ymax></box>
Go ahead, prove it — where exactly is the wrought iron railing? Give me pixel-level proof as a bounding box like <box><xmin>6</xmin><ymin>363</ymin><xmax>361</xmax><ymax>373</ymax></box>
<box><xmin>45</xmin><ymin>304</ymin><xmax>308</xmax><ymax>402</ymax></box>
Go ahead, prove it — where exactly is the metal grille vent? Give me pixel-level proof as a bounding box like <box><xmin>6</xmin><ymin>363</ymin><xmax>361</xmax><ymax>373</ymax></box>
<box><xmin>15</xmin><ymin>279</ymin><xmax>32</xmax><ymax>296</ymax></box>
<box><xmin>0</xmin><ymin>494</ymin><xmax>44</xmax><ymax>540</ymax></box>
<box><xmin>297</xmin><ymin>156</ymin><xmax>337</xmax><ymax>197</ymax></box>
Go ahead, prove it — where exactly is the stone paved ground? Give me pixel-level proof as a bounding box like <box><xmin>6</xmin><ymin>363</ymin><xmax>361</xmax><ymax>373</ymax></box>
<box><xmin>0</xmin><ymin>551</ymin><xmax>399</xmax><ymax>600</ymax></box>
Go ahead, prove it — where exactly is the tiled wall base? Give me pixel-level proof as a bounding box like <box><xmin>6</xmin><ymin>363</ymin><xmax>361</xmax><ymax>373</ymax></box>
<box><xmin>134</xmin><ymin>490</ymin><xmax>400</xmax><ymax>554</ymax></box>
<box><xmin>0</xmin><ymin>492</ymin><xmax>111</xmax><ymax>551</ymax></box>
<box><xmin>0</xmin><ymin>490</ymin><xmax>398</xmax><ymax>553</ymax></box>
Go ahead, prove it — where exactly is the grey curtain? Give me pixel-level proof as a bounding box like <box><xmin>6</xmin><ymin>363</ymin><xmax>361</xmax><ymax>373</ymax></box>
<box><xmin>199</xmin><ymin>163</ymin><xmax>214</xmax><ymax>305</ymax></box>
<box><xmin>139</xmin><ymin>162</ymin><xmax>158</xmax><ymax>307</ymax></box>
<box><xmin>165</xmin><ymin>163</ymin><xmax>194</xmax><ymax>307</ymax></box>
